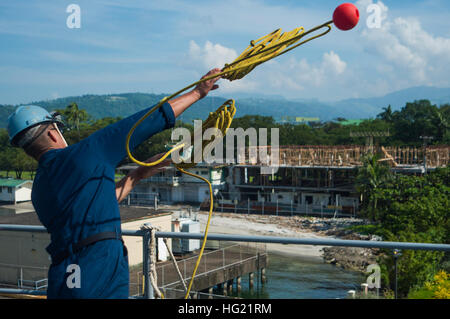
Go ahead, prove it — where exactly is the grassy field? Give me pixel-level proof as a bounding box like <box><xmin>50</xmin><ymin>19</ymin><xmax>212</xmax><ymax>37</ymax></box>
<box><xmin>0</xmin><ymin>171</ymin><xmax>126</xmax><ymax>181</ymax></box>
<box><xmin>0</xmin><ymin>171</ymin><xmax>35</xmax><ymax>180</ymax></box>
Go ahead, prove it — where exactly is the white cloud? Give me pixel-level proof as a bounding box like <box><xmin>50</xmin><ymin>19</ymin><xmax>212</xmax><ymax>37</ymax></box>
<box><xmin>323</xmin><ymin>51</ymin><xmax>347</xmax><ymax>75</ymax></box>
<box><xmin>270</xmin><ymin>51</ymin><xmax>347</xmax><ymax>89</ymax></box>
<box><xmin>189</xmin><ymin>40</ymin><xmax>238</xmax><ymax>70</ymax></box>
<box><xmin>359</xmin><ymin>0</ymin><xmax>450</xmax><ymax>87</ymax></box>
<box><xmin>187</xmin><ymin>38</ymin><xmax>349</xmax><ymax>97</ymax></box>
<box><xmin>187</xmin><ymin>40</ymin><xmax>259</xmax><ymax>94</ymax></box>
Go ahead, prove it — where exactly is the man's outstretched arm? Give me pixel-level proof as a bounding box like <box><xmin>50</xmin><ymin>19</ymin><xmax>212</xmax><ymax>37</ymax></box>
<box><xmin>116</xmin><ymin>153</ymin><xmax>171</xmax><ymax>203</ymax></box>
<box><xmin>91</xmin><ymin>68</ymin><xmax>222</xmax><ymax>168</ymax></box>
<box><xmin>168</xmin><ymin>68</ymin><xmax>221</xmax><ymax>117</ymax></box>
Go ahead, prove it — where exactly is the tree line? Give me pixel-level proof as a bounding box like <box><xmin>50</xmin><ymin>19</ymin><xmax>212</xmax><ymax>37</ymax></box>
<box><xmin>0</xmin><ymin>99</ymin><xmax>448</xmax><ymax>179</ymax></box>
<box><xmin>354</xmin><ymin>156</ymin><xmax>449</xmax><ymax>298</ymax></box>
<box><xmin>230</xmin><ymin>100</ymin><xmax>449</xmax><ymax>146</ymax></box>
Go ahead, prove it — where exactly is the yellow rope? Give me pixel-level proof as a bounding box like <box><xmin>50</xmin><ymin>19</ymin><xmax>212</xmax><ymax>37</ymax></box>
<box><xmin>222</xmin><ymin>21</ymin><xmax>332</xmax><ymax>81</ymax></box>
<box><xmin>126</xmin><ymin>20</ymin><xmax>333</xmax><ymax>299</ymax></box>
<box><xmin>124</xmin><ymin>20</ymin><xmax>333</xmax><ymax>168</ymax></box>
<box><xmin>176</xmin><ymin>167</ymin><xmax>214</xmax><ymax>299</ymax></box>
<box><xmin>172</xmin><ymin>100</ymin><xmax>235</xmax><ymax>299</ymax></box>
<box><xmin>175</xmin><ymin>99</ymin><xmax>236</xmax><ymax>169</ymax></box>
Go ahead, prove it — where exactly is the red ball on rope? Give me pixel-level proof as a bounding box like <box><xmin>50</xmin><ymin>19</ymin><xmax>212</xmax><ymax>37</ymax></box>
<box><xmin>333</xmin><ymin>3</ymin><xmax>360</xmax><ymax>31</ymax></box>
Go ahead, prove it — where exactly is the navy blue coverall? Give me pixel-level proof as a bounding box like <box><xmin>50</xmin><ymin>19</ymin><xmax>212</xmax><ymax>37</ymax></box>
<box><xmin>31</xmin><ymin>102</ymin><xmax>175</xmax><ymax>298</ymax></box>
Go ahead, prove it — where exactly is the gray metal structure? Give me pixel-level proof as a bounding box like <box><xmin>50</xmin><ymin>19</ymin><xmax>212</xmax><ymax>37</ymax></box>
<box><xmin>0</xmin><ymin>224</ymin><xmax>449</xmax><ymax>298</ymax></box>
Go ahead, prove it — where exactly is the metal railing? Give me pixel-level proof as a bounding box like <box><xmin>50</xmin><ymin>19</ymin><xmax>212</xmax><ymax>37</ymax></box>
<box><xmin>141</xmin><ymin>176</ymin><xmax>180</xmax><ymax>185</ymax></box>
<box><xmin>0</xmin><ymin>262</ymin><xmax>48</xmax><ymax>291</ymax></box>
<box><xmin>153</xmin><ymin>243</ymin><xmax>266</xmax><ymax>289</ymax></box>
<box><xmin>0</xmin><ymin>224</ymin><xmax>449</xmax><ymax>299</ymax></box>
<box><xmin>18</xmin><ymin>278</ymin><xmax>48</xmax><ymax>291</ymax></box>
<box><xmin>213</xmin><ymin>200</ymin><xmax>355</xmax><ymax>218</ymax></box>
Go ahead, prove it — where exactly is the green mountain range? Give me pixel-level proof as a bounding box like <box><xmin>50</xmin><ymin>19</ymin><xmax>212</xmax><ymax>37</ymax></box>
<box><xmin>1</xmin><ymin>86</ymin><xmax>449</xmax><ymax>128</ymax></box>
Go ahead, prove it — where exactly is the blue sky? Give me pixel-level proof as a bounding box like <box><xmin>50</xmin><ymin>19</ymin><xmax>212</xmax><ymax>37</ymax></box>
<box><xmin>1</xmin><ymin>0</ymin><xmax>449</xmax><ymax>105</ymax></box>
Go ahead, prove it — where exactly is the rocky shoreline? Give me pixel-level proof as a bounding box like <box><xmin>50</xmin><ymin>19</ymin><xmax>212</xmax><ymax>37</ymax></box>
<box><xmin>293</xmin><ymin>217</ymin><xmax>382</xmax><ymax>273</ymax></box>
<box><xmin>321</xmin><ymin>246</ymin><xmax>379</xmax><ymax>273</ymax></box>
<box><xmin>197</xmin><ymin>212</ymin><xmax>381</xmax><ymax>274</ymax></box>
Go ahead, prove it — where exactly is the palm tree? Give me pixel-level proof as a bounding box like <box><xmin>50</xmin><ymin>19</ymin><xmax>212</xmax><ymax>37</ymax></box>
<box><xmin>378</xmin><ymin>105</ymin><xmax>393</xmax><ymax>122</ymax></box>
<box><xmin>432</xmin><ymin>108</ymin><xmax>449</xmax><ymax>142</ymax></box>
<box><xmin>65</xmin><ymin>102</ymin><xmax>88</xmax><ymax>137</ymax></box>
<box><xmin>355</xmin><ymin>154</ymin><xmax>391</xmax><ymax>220</ymax></box>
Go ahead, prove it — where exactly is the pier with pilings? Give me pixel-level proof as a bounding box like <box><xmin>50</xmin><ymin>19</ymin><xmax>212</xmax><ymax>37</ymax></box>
<box><xmin>131</xmin><ymin>242</ymin><xmax>268</xmax><ymax>298</ymax></box>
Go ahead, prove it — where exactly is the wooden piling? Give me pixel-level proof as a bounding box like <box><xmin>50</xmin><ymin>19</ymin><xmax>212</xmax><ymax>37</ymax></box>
<box><xmin>249</xmin><ymin>272</ymin><xmax>254</xmax><ymax>291</ymax></box>
<box><xmin>237</xmin><ymin>276</ymin><xmax>242</xmax><ymax>294</ymax></box>
<box><xmin>208</xmin><ymin>287</ymin><xmax>213</xmax><ymax>299</ymax></box>
<box><xmin>261</xmin><ymin>268</ymin><xmax>266</xmax><ymax>285</ymax></box>
<box><xmin>223</xmin><ymin>281</ymin><xmax>228</xmax><ymax>296</ymax></box>
<box><xmin>227</xmin><ymin>279</ymin><xmax>233</xmax><ymax>295</ymax></box>
<box><xmin>361</xmin><ymin>283</ymin><xmax>368</xmax><ymax>296</ymax></box>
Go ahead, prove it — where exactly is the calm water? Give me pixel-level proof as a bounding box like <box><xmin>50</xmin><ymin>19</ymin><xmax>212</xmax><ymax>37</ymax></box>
<box><xmin>228</xmin><ymin>253</ymin><xmax>365</xmax><ymax>299</ymax></box>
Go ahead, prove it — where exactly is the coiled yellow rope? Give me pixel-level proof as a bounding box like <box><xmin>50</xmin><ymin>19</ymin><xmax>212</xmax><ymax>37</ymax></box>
<box><xmin>175</xmin><ymin>99</ymin><xmax>236</xmax><ymax>169</ymax></box>
<box><xmin>126</xmin><ymin>20</ymin><xmax>333</xmax><ymax>299</ymax></box>
<box><xmin>222</xmin><ymin>21</ymin><xmax>332</xmax><ymax>81</ymax></box>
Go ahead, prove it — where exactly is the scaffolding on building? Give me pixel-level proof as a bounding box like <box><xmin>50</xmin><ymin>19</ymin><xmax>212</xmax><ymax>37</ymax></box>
<box><xmin>241</xmin><ymin>145</ymin><xmax>449</xmax><ymax>168</ymax></box>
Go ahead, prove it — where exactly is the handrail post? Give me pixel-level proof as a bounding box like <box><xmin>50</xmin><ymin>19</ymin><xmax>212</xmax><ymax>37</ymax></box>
<box><xmin>393</xmin><ymin>249</ymin><xmax>402</xmax><ymax>299</ymax></box>
<box><xmin>142</xmin><ymin>228</ymin><xmax>154</xmax><ymax>299</ymax></box>
<box><xmin>162</xmin><ymin>265</ymin><xmax>165</xmax><ymax>288</ymax></box>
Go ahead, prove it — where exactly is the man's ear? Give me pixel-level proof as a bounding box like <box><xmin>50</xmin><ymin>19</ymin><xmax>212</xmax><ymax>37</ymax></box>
<box><xmin>47</xmin><ymin>128</ymin><xmax>58</xmax><ymax>143</ymax></box>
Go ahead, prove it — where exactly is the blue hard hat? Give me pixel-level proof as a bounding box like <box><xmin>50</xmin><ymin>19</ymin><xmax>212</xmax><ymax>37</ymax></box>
<box><xmin>7</xmin><ymin>105</ymin><xmax>64</xmax><ymax>146</ymax></box>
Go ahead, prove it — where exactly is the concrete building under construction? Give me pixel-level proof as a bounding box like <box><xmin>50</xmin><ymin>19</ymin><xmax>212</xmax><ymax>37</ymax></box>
<box><xmin>216</xmin><ymin>145</ymin><xmax>449</xmax><ymax>216</ymax></box>
<box><xmin>119</xmin><ymin>145</ymin><xmax>449</xmax><ymax>217</ymax></box>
